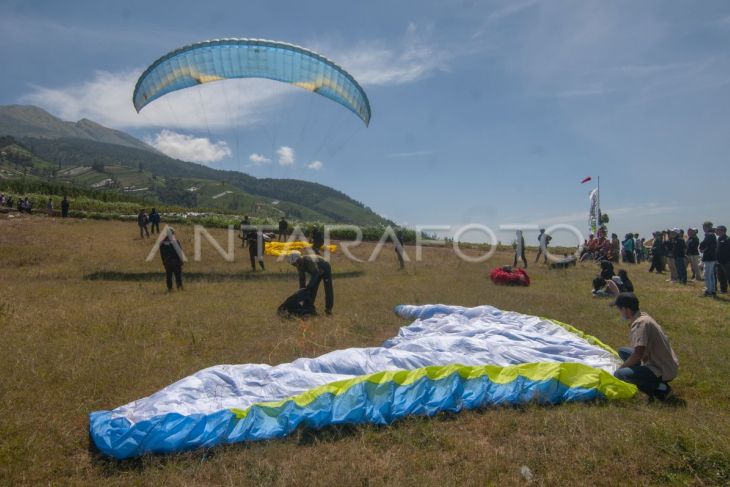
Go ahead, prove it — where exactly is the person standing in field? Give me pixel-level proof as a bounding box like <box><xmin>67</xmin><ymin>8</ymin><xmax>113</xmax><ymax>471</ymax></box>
<box><xmin>278</xmin><ymin>216</ymin><xmax>288</xmax><ymax>242</ymax></box>
<box><xmin>149</xmin><ymin>208</ymin><xmax>161</xmax><ymax>234</ymax></box>
<box><xmin>648</xmin><ymin>232</ymin><xmax>662</xmax><ymax>273</ymax></box>
<box><xmin>514</xmin><ymin>230</ymin><xmax>527</xmax><ymax>268</ymax></box>
<box><xmin>311</xmin><ymin>225</ymin><xmax>325</xmax><ymax>255</ymax></box>
<box><xmin>663</xmin><ymin>231</ymin><xmax>677</xmax><ymax>281</ymax></box>
<box><xmin>246</xmin><ymin>226</ymin><xmax>266</xmax><ymax>271</ymax></box>
<box><xmin>671</xmin><ymin>228</ymin><xmax>687</xmax><ymax>284</ymax></box>
<box><xmin>137</xmin><ymin>209</ymin><xmax>150</xmax><ymax>239</ymax></box>
<box><xmin>159</xmin><ymin>227</ymin><xmax>184</xmax><ymax>292</ymax></box>
<box><xmin>287</xmin><ymin>251</ymin><xmax>333</xmax><ymax>315</ymax></box>
<box><xmin>699</xmin><ymin>221</ymin><xmax>718</xmax><ymax>297</ymax></box>
<box><xmin>622</xmin><ymin>233</ymin><xmax>635</xmax><ymax>264</ymax></box>
<box><xmin>613</xmin><ymin>293</ymin><xmax>678</xmax><ymax>401</ymax></box>
<box><xmin>239</xmin><ymin>215</ymin><xmax>250</xmax><ymax>247</ymax></box>
<box><xmin>534</xmin><ymin>229</ymin><xmax>550</xmax><ymax>264</ymax></box>
<box><xmin>715</xmin><ymin>225</ymin><xmax>729</xmax><ymax>294</ymax></box>
<box><xmin>46</xmin><ymin>198</ymin><xmax>53</xmax><ymax>217</ymax></box>
<box><xmin>395</xmin><ymin>228</ymin><xmax>406</xmax><ymax>270</ymax></box>
<box><xmin>686</xmin><ymin>228</ymin><xmax>702</xmax><ymax>281</ymax></box>
<box><xmin>61</xmin><ymin>195</ymin><xmax>69</xmax><ymax>218</ymax></box>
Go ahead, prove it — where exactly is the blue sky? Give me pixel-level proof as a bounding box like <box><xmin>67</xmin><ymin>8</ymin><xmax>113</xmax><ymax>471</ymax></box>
<box><xmin>2</xmin><ymin>0</ymin><xmax>729</xmax><ymax>243</ymax></box>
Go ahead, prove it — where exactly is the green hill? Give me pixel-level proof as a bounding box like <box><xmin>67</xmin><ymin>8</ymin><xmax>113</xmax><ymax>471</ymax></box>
<box><xmin>0</xmin><ymin>106</ymin><xmax>390</xmax><ymax>226</ymax></box>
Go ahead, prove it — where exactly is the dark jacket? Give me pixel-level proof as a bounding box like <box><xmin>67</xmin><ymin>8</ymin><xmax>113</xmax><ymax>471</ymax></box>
<box><xmin>149</xmin><ymin>212</ymin><xmax>161</xmax><ymax>224</ymax></box>
<box><xmin>672</xmin><ymin>237</ymin><xmax>686</xmax><ymax>258</ymax></box>
<box><xmin>651</xmin><ymin>238</ymin><xmax>665</xmax><ymax>257</ymax></box>
<box><xmin>297</xmin><ymin>254</ymin><xmax>331</xmax><ymax>288</ymax></box>
<box><xmin>718</xmin><ymin>235</ymin><xmax>730</xmax><ymax>264</ymax></box>
<box><xmin>686</xmin><ymin>235</ymin><xmax>699</xmax><ymax>256</ymax></box>
<box><xmin>700</xmin><ymin>232</ymin><xmax>717</xmax><ymax>262</ymax></box>
<box><xmin>160</xmin><ymin>239</ymin><xmax>183</xmax><ymax>267</ymax></box>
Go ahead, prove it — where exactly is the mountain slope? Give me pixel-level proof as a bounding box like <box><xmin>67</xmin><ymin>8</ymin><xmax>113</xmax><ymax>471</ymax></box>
<box><xmin>0</xmin><ymin>108</ymin><xmax>389</xmax><ymax>225</ymax></box>
<box><xmin>0</xmin><ymin>105</ymin><xmax>157</xmax><ymax>153</ymax></box>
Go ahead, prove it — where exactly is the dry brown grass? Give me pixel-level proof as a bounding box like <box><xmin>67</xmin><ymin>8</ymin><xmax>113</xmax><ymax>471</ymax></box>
<box><xmin>1</xmin><ymin>215</ymin><xmax>729</xmax><ymax>486</ymax></box>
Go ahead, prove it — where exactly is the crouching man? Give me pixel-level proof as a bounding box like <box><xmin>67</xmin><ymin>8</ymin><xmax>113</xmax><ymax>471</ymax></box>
<box><xmin>287</xmin><ymin>251</ymin><xmax>333</xmax><ymax>315</ymax></box>
<box><xmin>613</xmin><ymin>293</ymin><xmax>678</xmax><ymax>401</ymax></box>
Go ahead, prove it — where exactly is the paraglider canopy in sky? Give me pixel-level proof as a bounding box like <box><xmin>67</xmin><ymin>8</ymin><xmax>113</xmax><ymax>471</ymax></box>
<box><xmin>133</xmin><ymin>38</ymin><xmax>372</xmax><ymax>126</ymax></box>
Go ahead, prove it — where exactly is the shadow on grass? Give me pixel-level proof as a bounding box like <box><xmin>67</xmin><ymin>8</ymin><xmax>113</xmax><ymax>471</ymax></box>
<box><xmin>84</xmin><ymin>270</ymin><xmax>365</xmax><ymax>282</ymax></box>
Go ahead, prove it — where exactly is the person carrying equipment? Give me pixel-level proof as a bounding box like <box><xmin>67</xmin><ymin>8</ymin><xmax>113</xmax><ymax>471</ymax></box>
<box><xmin>287</xmin><ymin>251</ymin><xmax>333</xmax><ymax>314</ymax></box>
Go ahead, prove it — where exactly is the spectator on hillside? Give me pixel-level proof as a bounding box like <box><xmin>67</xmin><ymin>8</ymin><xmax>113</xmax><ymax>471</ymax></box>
<box><xmin>716</xmin><ymin>225</ymin><xmax>729</xmax><ymax>295</ymax></box>
<box><xmin>613</xmin><ymin>293</ymin><xmax>678</xmax><ymax>401</ymax></box>
<box><xmin>618</xmin><ymin>269</ymin><xmax>634</xmax><ymax>292</ymax></box>
<box><xmin>663</xmin><ymin>231</ymin><xmax>677</xmax><ymax>281</ymax></box>
<box><xmin>159</xmin><ymin>227</ymin><xmax>184</xmax><ymax>292</ymax></box>
<box><xmin>699</xmin><ymin>221</ymin><xmax>718</xmax><ymax>297</ymax></box>
<box><xmin>0</xmin><ymin>193</ymin><xmax>4</xmax><ymax>206</ymax></box>
<box><xmin>671</xmin><ymin>228</ymin><xmax>687</xmax><ymax>284</ymax></box>
<box><xmin>278</xmin><ymin>217</ymin><xmax>288</xmax><ymax>242</ymax></box>
<box><xmin>46</xmin><ymin>198</ymin><xmax>53</xmax><ymax>217</ymax></box>
<box><xmin>149</xmin><ymin>208</ymin><xmax>161</xmax><ymax>234</ymax></box>
<box><xmin>137</xmin><ymin>209</ymin><xmax>150</xmax><ymax>239</ymax></box>
<box><xmin>610</xmin><ymin>233</ymin><xmax>621</xmax><ymax>263</ymax></box>
<box><xmin>622</xmin><ymin>233</ymin><xmax>635</xmax><ymax>264</ymax></box>
<box><xmin>592</xmin><ymin>276</ymin><xmax>621</xmax><ymax>297</ymax></box>
<box><xmin>61</xmin><ymin>196</ymin><xmax>69</xmax><ymax>218</ymax></box>
<box><xmin>686</xmin><ymin>228</ymin><xmax>701</xmax><ymax>281</ymax></box>
<box><xmin>634</xmin><ymin>234</ymin><xmax>643</xmax><ymax>263</ymax></box>
<box><xmin>649</xmin><ymin>232</ymin><xmax>665</xmax><ymax>273</ymax></box>
<box><xmin>6</xmin><ymin>195</ymin><xmax>13</xmax><ymax>208</ymax></box>
<box><xmin>600</xmin><ymin>260</ymin><xmax>615</xmax><ymax>280</ymax></box>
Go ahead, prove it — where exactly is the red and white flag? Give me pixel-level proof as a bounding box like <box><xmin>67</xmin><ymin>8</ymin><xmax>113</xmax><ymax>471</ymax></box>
<box><xmin>581</xmin><ymin>176</ymin><xmax>592</xmax><ymax>184</ymax></box>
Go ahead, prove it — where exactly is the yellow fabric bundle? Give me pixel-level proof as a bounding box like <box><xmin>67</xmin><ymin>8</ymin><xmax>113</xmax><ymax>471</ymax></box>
<box><xmin>265</xmin><ymin>241</ymin><xmax>337</xmax><ymax>256</ymax></box>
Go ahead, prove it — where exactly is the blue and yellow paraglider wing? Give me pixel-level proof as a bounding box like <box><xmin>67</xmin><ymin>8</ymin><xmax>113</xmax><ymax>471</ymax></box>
<box><xmin>133</xmin><ymin>39</ymin><xmax>371</xmax><ymax>126</ymax></box>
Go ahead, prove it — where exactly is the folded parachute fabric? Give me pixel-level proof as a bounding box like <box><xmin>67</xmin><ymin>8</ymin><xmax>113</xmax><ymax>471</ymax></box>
<box><xmin>490</xmin><ymin>266</ymin><xmax>530</xmax><ymax>286</ymax></box>
<box><xmin>89</xmin><ymin>304</ymin><xmax>636</xmax><ymax>459</ymax></box>
<box><xmin>265</xmin><ymin>241</ymin><xmax>338</xmax><ymax>256</ymax></box>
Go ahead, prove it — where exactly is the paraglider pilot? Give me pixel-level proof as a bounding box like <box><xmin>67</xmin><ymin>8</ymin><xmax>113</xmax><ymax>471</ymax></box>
<box><xmin>287</xmin><ymin>251</ymin><xmax>333</xmax><ymax>315</ymax></box>
<box><xmin>159</xmin><ymin>227</ymin><xmax>184</xmax><ymax>291</ymax></box>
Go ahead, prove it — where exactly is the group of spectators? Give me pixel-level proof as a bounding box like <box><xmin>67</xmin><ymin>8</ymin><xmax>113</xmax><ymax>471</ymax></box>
<box><xmin>0</xmin><ymin>193</ymin><xmax>70</xmax><ymax>217</ymax></box>
<box><xmin>585</xmin><ymin>221</ymin><xmax>728</xmax><ymax>297</ymax></box>
<box><xmin>647</xmin><ymin>221</ymin><xmax>729</xmax><ymax>297</ymax></box>
<box><xmin>580</xmin><ymin>229</ymin><xmax>647</xmax><ymax>264</ymax></box>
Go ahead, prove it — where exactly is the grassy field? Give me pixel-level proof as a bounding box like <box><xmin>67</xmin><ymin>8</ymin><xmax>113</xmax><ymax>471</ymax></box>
<box><xmin>1</xmin><ymin>215</ymin><xmax>729</xmax><ymax>486</ymax></box>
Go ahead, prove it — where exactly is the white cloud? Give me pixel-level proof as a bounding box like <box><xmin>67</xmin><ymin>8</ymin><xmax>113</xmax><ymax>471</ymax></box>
<box><xmin>20</xmin><ymin>69</ymin><xmax>286</xmax><ymax>130</ymax></box>
<box><xmin>248</xmin><ymin>153</ymin><xmax>272</xmax><ymax>165</ymax></box>
<box><xmin>145</xmin><ymin>130</ymin><xmax>231</xmax><ymax>164</ymax></box>
<box><xmin>277</xmin><ymin>146</ymin><xmax>295</xmax><ymax>166</ymax></box>
<box><xmin>334</xmin><ymin>25</ymin><xmax>446</xmax><ymax>86</ymax></box>
<box><xmin>307</xmin><ymin>160</ymin><xmax>323</xmax><ymax>170</ymax></box>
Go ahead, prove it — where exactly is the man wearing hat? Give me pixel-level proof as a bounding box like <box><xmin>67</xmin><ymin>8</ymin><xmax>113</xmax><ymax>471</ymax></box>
<box><xmin>613</xmin><ymin>293</ymin><xmax>678</xmax><ymax>401</ymax></box>
<box><xmin>287</xmin><ymin>251</ymin><xmax>333</xmax><ymax>315</ymax></box>
<box><xmin>716</xmin><ymin>225</ymin><xmax>729</xmax><ymax>294</ymax></box>
<box><xmin>686</xmin><ymin>228</ymin><xmax>702</xmax><ymax>281</ymax></box>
